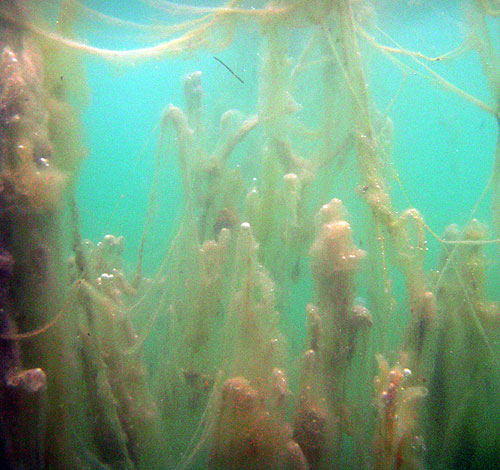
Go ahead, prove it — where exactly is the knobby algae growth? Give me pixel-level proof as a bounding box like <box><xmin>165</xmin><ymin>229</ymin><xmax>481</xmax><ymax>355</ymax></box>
<box><xmin>1</xmin><ymin>0</ymin><xmax>500</xmax><ymax>469</ymax></box>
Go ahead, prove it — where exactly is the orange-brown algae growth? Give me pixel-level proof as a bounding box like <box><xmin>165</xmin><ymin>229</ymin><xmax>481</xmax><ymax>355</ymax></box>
<box><xmin>311</xmin><ymin>199</ymin><xmax>365</xmax><ymax>280</ymax></box>
<box><xmin>209</xmin><ymin>377</ymin><xmax>297</xmax><ymax>470</ymax></box>
<box><xmin>214</xmin><ymin>207</ymin><xmax>240</xmax><ymax>236</ymax></box>
<box><xmin>310</xmin><ymin>199</ymin><xmax>366</xmax><ymax>309</ymax></box>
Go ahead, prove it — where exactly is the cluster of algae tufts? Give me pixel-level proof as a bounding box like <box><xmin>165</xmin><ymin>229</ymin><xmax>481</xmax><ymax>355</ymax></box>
<box><xmin>1</xmin><ymin>1</ymin><xmax>500</xmax><ymax>470</ymax></box>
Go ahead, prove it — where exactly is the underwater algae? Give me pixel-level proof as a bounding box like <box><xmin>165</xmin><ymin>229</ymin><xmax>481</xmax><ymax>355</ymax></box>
<box><xmin>1</xmin><ymin>0</ymin><xmax>500</xmax><ymax>468</ymax></box>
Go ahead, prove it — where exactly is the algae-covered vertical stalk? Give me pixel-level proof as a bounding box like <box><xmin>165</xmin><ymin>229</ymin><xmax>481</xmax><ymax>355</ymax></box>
<box><xmin>227</xmin><ymin>222</ymin><xmax>282</xmax><ymax>382</ymax></box>
<box><xmin>184</xmin><ymin>71</ymin><xmax>204</xmax><ymax>144</ymax></box>
<box><xmin>76</xmin><ymin>234</ymin><xmax>165</xmax><ymax>469</ymax></box>
<box><xmin>0</xmin><ymin>2</ymin><xmax>94</xmax><ymax>469</ymax></box>
<box><xmin>282</xmin><ymin>172</ymin><xmax>306</xmax><ymax>281</ymax></box>
<box><xmin>254</xmin><ymin>20</ymin><xmax>292</xmax><ymax>265</ymax></box>
<box><xmin>162</xmin><ymin>103</ymin><xmax>195</xmax><ymax>202</ymax></box>
<box><xmin>254</xmin><ymin>14</ymin><xmax>315</xmax><ymax>288</ymax></box>
<box><xmin>306</xmin><ymin>198</ymin><xmax>368</xmax><ymax>467</ymax></box>
<box><xmin>373</xmin><ymin>354</ymin><xmax>427</xmax><ymax>470</ymax></box>
<box><xmin>293</xmin><ymin>312</ymin><xmax>331</xmax><ymax>470</ymax></box>
<box><xmin>164</xmin><ymin>72</ymin><xmax>249</xmax><ymax>243</ymax></box>
<box><xmin>2</xmin><ymin>2</ymin><xmax>161</xmax><ymax>468</ymax></box>
<box><xmin>206</xmin><ymin>221</ymin><xmax>305</xmax><ymax>469</ymax></box>
<box><xmin>0</xmin><ymin>2</ymin><xmax>85</xmax><ymax>467</ymax></box>
<box><xmin>427</xmin><ymin>220</ymin><xmax>500</xmax><ymax>468</ymax></box>
<box><xmin>326</xmin><ymin>0</ymin><xmax>434</xmax><ymax>367</ymax></box>
<box><xmin>208</xmin><ymin>375</ymin><xmax>308</xmax><ymax>470</ymax></box>
<box><xmin>469</xmin><ymin>2</ymin><xmax>500</xmax><ymax>267</ymax></box>
<box><xmin>328</xmin><ymin>0</ymin><xmax>392</xmax><ymax>221</ymax></box>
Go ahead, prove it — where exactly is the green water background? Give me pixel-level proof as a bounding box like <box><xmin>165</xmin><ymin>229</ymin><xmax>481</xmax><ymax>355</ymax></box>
<box><xmin>75</xmin><ymin>0</ymin><xmax>499</xmax><ymax>356</ymax></box>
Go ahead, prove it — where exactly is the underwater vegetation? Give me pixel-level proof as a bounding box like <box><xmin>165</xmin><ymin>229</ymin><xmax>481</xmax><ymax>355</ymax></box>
<box><xmin>1</xmin><ymin>0</ymin><xmax>500</xmax><ymax>468</ymax></box>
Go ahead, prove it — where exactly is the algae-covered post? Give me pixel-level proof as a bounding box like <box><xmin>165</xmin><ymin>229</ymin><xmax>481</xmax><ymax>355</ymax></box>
<box><xmin>0</xmin><ymin>2</ymin><xmax>82</xmax><ymax>467</ymax></box>
<box><xmin>0</xmin><ymin>2</ymin><xmax>161</xmax><ymax>468</ymax></box>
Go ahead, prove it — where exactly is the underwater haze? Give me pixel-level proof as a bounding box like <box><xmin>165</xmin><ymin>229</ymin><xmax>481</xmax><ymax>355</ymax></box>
<box><xmin>1</xmin><ymin>1</ymin><xmax>500</xmax><ymax>469</ymax></box>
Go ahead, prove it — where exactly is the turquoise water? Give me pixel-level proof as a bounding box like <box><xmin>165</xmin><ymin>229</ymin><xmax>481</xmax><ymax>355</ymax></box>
<box><xmin>77</xmin><ymin>1</ymin><xmax>498</xmax><ymax>270</ymax></box>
